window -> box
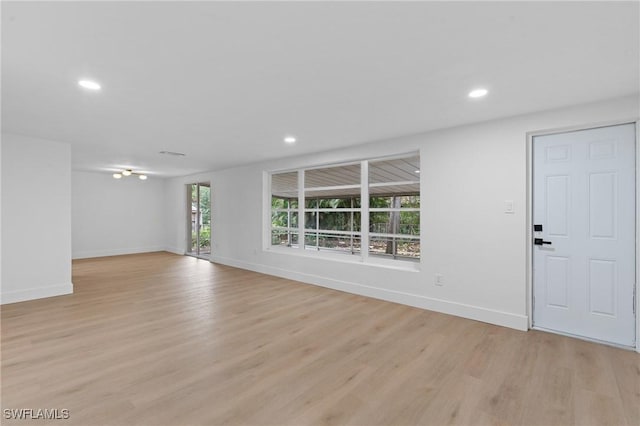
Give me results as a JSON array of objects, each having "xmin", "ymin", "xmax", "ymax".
[
  {"xmin": 304, "ymin": 163, "xmax": 361, "ymax": 254},
  {"xmin": 269, "ymin": 153, "xmax": 420, "ymax": 263},
  {"xmin": 368, "ymin": 156, "xmax": 420, "ymax": 259},
  {"xmin": 271, "ymin": 171, "xmax": 298, "ymax": 247}
]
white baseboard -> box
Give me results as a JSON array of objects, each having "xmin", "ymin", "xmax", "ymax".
[
  {"xmin": 211, "ymin": 255, "xmax": 528, "ymax": 331},
  {"xmin": 163, "ymin": 247, "xmax": 185, "ymax": 255},
  {"xmin": 72, "ymin": 246, "xmax": 166, "ymax": 259},
  {"xmin": 1, "ymin": 283, "xmax": 74, "ymax": 305}
]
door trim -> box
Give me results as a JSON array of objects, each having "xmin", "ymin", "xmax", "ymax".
[{"xmin": 526, "ymin": 118, "xmax": 640, "ymax": 352}]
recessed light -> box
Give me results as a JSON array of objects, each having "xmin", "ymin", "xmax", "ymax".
[
  {"xmin": 78, "ymin": 79, "xmax": 101, "ymax": 91},
  {"xmin": 138, "ymin": 174, "xmax": 148, "ymax": 180},
  {"xmin": 284, "ymin": 136, "xmax": 296, "ymax": 144},
  {"xmin": 113, "ymin": 173, "xmax": 122, "ymax": 179},
  {"xmin": 414, "ymin": 170, "xmax": 420, "ymax": 174},
  {"xmin": 468, "ymin": 88, "xmax": 488, "ymax": 98},
  {"xmin": 122, "ymin": 169, "xmax": 132, "ymax": 176}
]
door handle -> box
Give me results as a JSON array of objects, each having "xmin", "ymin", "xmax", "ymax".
[{"xmin": 534, "ymin": 238, "xmax": 552, "ymax": 246}]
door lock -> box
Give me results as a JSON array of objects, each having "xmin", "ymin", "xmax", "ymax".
[{"xmin": 534, "ymin": 238, "xmax": 552, "ymax": 246}]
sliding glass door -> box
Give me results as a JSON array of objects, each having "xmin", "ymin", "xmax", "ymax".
[{"xmin": 187, "ymin": 183, "xmax": 211, "ymax": 258}]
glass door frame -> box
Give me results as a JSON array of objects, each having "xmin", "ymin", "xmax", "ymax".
[{"xmin": 186, "ymin": 182, "xmax": 211, "ymax": 259}]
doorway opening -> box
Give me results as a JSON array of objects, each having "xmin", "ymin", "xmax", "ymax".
[{"xmin": 187, "ymin": 182, "xmax": 211, "ymax": 259}]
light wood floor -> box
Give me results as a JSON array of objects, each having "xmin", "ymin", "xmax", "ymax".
[{"xmin": 1, "ymin": 252, "xmax": 638, "ymax": 426}]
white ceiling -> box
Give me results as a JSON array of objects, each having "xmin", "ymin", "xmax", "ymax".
[{"xmin": 2, "ymin": 1, "xmax": 638, "ymax": 177}]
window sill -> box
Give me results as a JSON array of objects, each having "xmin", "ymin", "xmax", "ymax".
[{"xmin": 264, "ymin": 246, "xmax": 421, "ymax": 272}]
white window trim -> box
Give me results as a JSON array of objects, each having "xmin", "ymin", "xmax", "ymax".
[{"xmin": 267, "ymin": 244, "xmax": 420, "ymax": 272}]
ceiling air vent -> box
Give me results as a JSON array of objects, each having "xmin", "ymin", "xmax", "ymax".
[{"xmin": 159, "ymin": 151, "xmax": 186, "ymax": 157}]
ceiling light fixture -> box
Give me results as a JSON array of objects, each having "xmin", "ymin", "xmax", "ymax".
[
  {"xmin": 468, "ymin": 88, "xmax": 488, "ymax": 98},
  {"xmin": 112, "ymin": 169, "xmax": 148, "ymax": 180},
  {"xmin": 284, "ymin": 136, "xmax": 296, "ymax": 144},
  {"xmin": 414, "ymin": 170, "xmax": 420, "ymax": 174},
  {"xmin": 78, "ymin": 79, "xmax": 102, "ymax": 91}
]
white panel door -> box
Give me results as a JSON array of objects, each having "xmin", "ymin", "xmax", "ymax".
[{"xmin": 533, "ymin": 123, "xmax": 636, "ymax": 346}]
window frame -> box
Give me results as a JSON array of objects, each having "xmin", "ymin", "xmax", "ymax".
[{"xmin": 267, "ymin": 152, "xmax": 421, "ymax": 268}]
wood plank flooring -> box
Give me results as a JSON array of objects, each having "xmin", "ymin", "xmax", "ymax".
[{"xmin": 1, "ymin": 252, "xmax": 638, "ymax": 425}]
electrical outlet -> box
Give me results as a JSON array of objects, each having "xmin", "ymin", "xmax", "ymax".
[{"xmin": 435, "ymin": 273, "xmax": 444, "ymax": 286}]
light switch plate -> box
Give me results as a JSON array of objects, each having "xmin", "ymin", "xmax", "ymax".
[{"xmin": 504, "ymin": 200, "xmax": 514, "ymax": 214}]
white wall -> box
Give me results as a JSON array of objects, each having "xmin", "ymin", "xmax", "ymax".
[
  {"xmin": 1, "ymin": 134, "xmax": 73, "ymax": 304},
  {"xmin": 72, "ymin": 171, "xmax": 166, "ymax": 259},
  {"xmin": 164, "ymin": 95, "xmax": 639, "ymax": 331}
]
